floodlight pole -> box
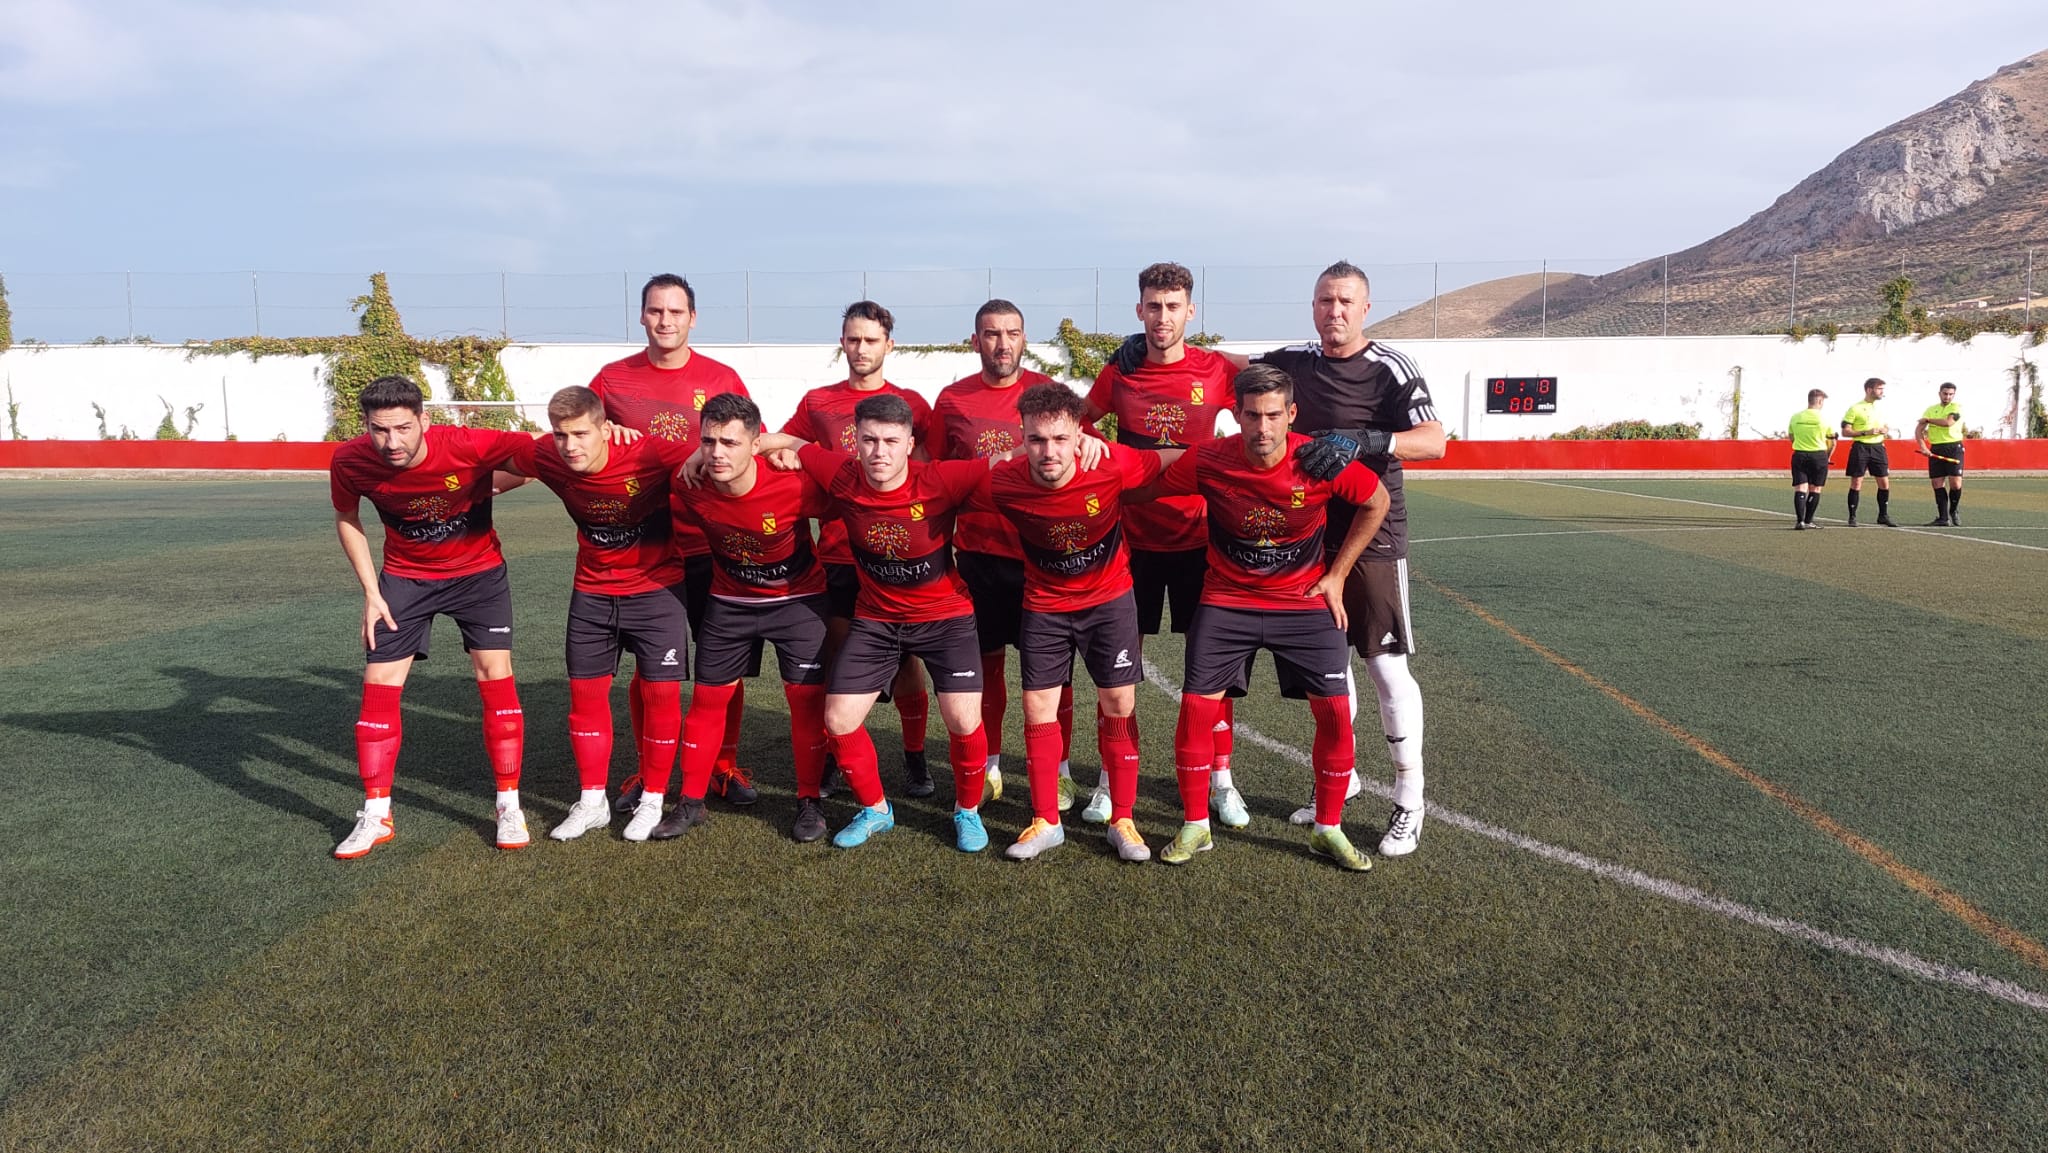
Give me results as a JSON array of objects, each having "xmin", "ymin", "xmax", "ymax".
[
  {"xmin": 252, "ymin": 272, "xmax": 262, "ymax": 337},
  {"xmin": 125, "ymin": 271, "xmax": 134, "ymax": 340},
  {"xmin": 1540, "ymin": 259, "xmax": 1548, "ymax": 338},
  {"xmin": 1432, "ymin": 263, "xmax": 1440, "ymax": 339},
  {"xmin": 1661, "ymin": 255, "xmax": 1670, "ymax": 337},
  {"xmin": 499, "ymin": 272, "xmax": 508, "ymax": 340}
]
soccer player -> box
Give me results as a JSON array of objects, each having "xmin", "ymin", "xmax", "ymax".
[
  {"xmin": 590, "ymin": 273, "xmax": 759, "ymax": 806},
  {"xmin": 1840, "ymin": 377, "xmax": 1897, "ymax": 527},
  {"xmin": 1788, "ymin": 388, "xmax": 1836, "ymax": 530},
  {"xmin": 1150, "ymin": 364, "xmax": 1390, "ymax": 871},
  {"xmin": 496, "ymin": 386, "xmax": 693, "ymax": 844},
  {"xmin": 750, "ymin": 394, "xmax": 997, "ymax": 851},
  {"xmin": 1082, "ymin": 261, "xmax": 1244, "ymax": 828},
  {"xmin": 928, "ymin": 299, "xmax": 1069, "ymax": 807},
  {"xmin": 328, "ymin": 375, "xmax": 539, "ymax": 858},
  {"xmin": 973, "ymin": 383, "xmax": 1175, "ymax": 862},
  {"xmin": 665, "ymin": 394, "xmax": 836, "ymax": 843},
  {"xmin": 1915, "ymin": 382, "xmax": 1965, "ymax": 526},
  {"xmin": 781, "ymin": 300, "xmax": 936, "ymax": 796}
]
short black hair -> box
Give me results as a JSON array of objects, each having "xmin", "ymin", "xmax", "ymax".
[
  {"xmin": 853, "ymin": 392, "xmax": 916, "ymax": 432},
  {"xmin": 843, "ymin": 300, "xmax": 896, "ymax": 336},
  {"xmin": 1807, "ymin": 388, "xmax": 1828, "ymax": 404},
  {"xmin": 1317, "ymin": 260, "xmax": 1371, "ymax": 295},
  {"xmin": 641, "ymin": 273, "xmax": 696, "ymax": 312},
  {"xmin": 1863, "ymin": 377, "xmax": 1886, "ymax": 393},
  {"xmin": 974, "ymin": 298, "xmax": 1023, "ymax": 329},
  {"xmin": 1233, "ymin": 363, "xmax": 1295, "ymax": 409},
  {"xmin": 360, "ymin": 375, "xmax": 425, "ymax": 416},
  {"xmin": 1138, "ymin": 262, "xmax": 1195, "ymax": 297},
  {"xmin": 700, "ymin": 392, "xmax": 762, "ymax": 435},
  {"xmin": 1017, "ymin": 382, "xmax": 1087, "ymax": 425}
]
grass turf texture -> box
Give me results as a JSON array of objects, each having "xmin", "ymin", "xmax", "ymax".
[{"xmin": 2, "ymin": 475, "xmax": 2045, "ymax": 1150}]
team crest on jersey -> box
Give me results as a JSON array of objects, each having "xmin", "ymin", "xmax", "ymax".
[
  {"xmin": 1190, "ymin": 384, "xmax": 1204, "ymax": 406},
  {"xmin": 692, "ymin": 390, "xmax": 707, "ymax": 411},
  {"xmin": 1242, "ymin": 507, "xmax": 1288, "ymax": 547},
  {"xmin": 1290, "ymin": 486, "xmax": 1306, "ymax": 509},
  {"xmin": 1084, "ymin": 493, "xmax": 1101, "ymax": 517},
  {"xmin": 585, "ymin": 498, "xmax": 631, "ymax": 525},
  {"xmin": 623, "ymin": 477, "xmax": 641, "ymax": 497},
  {"xmin": 866, "ymin": 521, "xmax": 911, "ymax": 560},
  {"xmin": 1047, "ymin": 522, "xmax": 1090, "ymax": 554},
  {"xmin": 648, "ymin": 412, "xmax": 690, "ymax": 442},
  {"xmin": 908, "ymin": 502, "xmax": 925, "ymax": 522},
  {"xmin": 973, "ymin": 428, "xmax": 1016, "ymax": 459},
  {"xmin": 1144, "ymin": 402, "xmax": 1188, "ymax": 445},
  {"xmin": 722, "ymin": 531, "xmax": 767, "ymax": 565},
  {"xmin": 441, "ymin": 473, "xmax": 461, "ymax": 492},
  {"xmin": 761, "ymin": 513, "xmax": 778, "ymax": 535}
]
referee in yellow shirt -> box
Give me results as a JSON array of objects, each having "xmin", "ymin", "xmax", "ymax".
[
  {"xmin": 1788, "ymin": 388, "xmax": 1836, "ymax": 529},
  {"xmin": 1840, "ymin": 377, "xmax": 1896, "ymax": 527},
  {"xmin": 1915, "ymin": 381, "xmax": 1965, "ymax": 526}
]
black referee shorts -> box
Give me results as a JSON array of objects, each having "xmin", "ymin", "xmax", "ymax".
[
  {"xmin": 1928, "ymin": 442, "xmax": 1964, "ymax": 479},
  {"xmin": 1790, "ymin": 449, "xmax": 1830, "ymax": 488},
  {"xmin": 1845, "ymin": 442, "xmax": 1889, "ymax": 478}
]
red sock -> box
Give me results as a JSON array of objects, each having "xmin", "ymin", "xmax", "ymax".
[
  {"xmin": 681, "ymin": 682, "xmax": 735, "ymax": 800},
  {"xmin": 1056, "ymin": 683, "xmax": 1075, "ymax": 762},
  {"xmin": 355, "ymin": 682, "xmax": 404, "ymax": 796},
  {"xmin": 829, "ymin": 727, "xmax": 886, "ymax": 808},
  {"xmin": 950, "ymin": 723, "xmax": 988, "ymax": 808},
  {"xmin": 715, "ymin": 680, "xmax": 745, "ymax": 775},
  {"xmin": 629, "ymin": 671, "xmax": 646, "ymax": 740},
  {"xmin": 476, "ymin": 675, "xmax": 524, "ymax": 791},
  {"xmin": 1213, "ymin": 696, "xmax": 1235, "ymax": 772},
  {"xmin": 1098, "ymin": 709, "xmax": 1141, "ymax": 821},
  {"xmin": 1174, "ymin": 695, "xmax": 1225, "ymax": 822},
  {"xmin": 1024, "ymin": 721, "xmax": 1063, "ymax": 824},
  {"xmin": 1309, "ymin": 694, "xmax": 1357, "ymax": 826},
  {"xmin": 567, "ymin": 676, "xmax": 615, "ymax": 791},
  {"xmin": 636, "ymin": 679, "xmax": 683, "ymax": 795},
  {"xmin": 895, "ymin": 686, "xmax": 929, "ymax": 754},
  {"xmin": 979, "ymin": 651, "xmax": 1006, "ymax": 763},
  {"xmin": 785, "ymin": 683, "xmax": 828, "ymax": 797}
]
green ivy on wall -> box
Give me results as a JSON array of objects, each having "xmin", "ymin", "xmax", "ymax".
[{"xmin": 0, "ymin": 273, "xmax": 13, "ymax": 353}]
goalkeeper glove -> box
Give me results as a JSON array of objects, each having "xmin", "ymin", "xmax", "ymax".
[
  {"xmin": 1111, "ymin": 333, "xmax": 1146, "ymax": 375},
  {"xmin": 1294, "ymin": 428, "xmax": 1393, "ymax": 480}
]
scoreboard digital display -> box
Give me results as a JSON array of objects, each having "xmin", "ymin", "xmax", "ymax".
[{"xmin": 1486, "ymin": 377, "xmax": 1557, "ymax": 415}]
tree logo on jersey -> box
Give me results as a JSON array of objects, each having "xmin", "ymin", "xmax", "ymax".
[
  {"xmin": 623, "ymin": 477, "xmax": 641, "ymax": 498},
  {"xmin": 1144, "ymin": 403, "xmax": 1188, "ymax": 445},
  {"xmin": 442, "ymin": 473, "xmax": 461, "ymax": 492},
  {"xmin": 1242, "ymin": 507, "xmax": 1288, "ymax": 546},
  {"xmin": 760, "ymin": 513, "xmax": 778, "ymax": 535},
  {"xmin": 1189, "ymin": 384, "xmax": 1205, "ymax": 406},
  {"xmin": 1290, "ymin": 486, "xmax": 1306, "ymax": 509},
  {"xmin": 837, "ymin": 424, "xmax": 859, "ymax": 452},
  {"xmin": 722, "ymin": 531, "xmax": 767, "ymax": 565},
  {"xmin": 866, "ymin": 521, "xmax": 912, "ymax": 560},
  {"xmin": 648, "ymin": 412, "xmax": 691, "ymax": 442},
  {"xmin": 973, "ymin": 428, "xmax": 1016, "ymax": 459},
  {"xmin": 407, "ymin": 495, "xmax": 452, "ymax": 521},
  {"xmin": 1084, "ymin": 493, "xmax": 1101, "ymax": 517},
  {"xmin": 1047, "ymin": 522, "xmax": 1090, "ymax": 554},
  {"xmin": 585, "ymin": 498, "xmax": 631, "ymax": 525},
  {"xmin": 692, "ymin": 390, "xmax": 707, "ymax": 411},
  {"xmin": 908, "ymin": 502, "xmax": 925, "ymax": 522}
]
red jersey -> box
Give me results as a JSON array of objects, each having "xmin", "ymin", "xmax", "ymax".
[
  {"xmin": 925, "ymin": 369, "xmax": 1056, "ymax": 559},
  {"xmin": 796, "ymin": 443, "xmax": 984, "ymax": 623},
  {"xmin": 973, "ymin": 443, "xmax": 1160, "ymax": 613},
  {"xmin": 510, "ymin": 435, "xmax": 692, "ymax": 597},
  {"xmin": 779, "ymin": 379, "xmax": 934, "ymax": 565},
  {"xmin": 1086, "ymin": 345, "xmax": 1238, "ymax": 553},
  {"xmin": 330, "ymin": 425, "xmax": 533, "ymax": 581},
  {"xmin": 585, "ymin": 349, "xmax": 750, "ymax": 558},
  {"xmin": 1155, "ymin": 433, "xmax": 1381, "ymax": 612},
  {"xmin": 670, "ymin": 466, "xmax": 831, "ymax": 602}
]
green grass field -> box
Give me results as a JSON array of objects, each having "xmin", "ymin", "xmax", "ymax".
[{"xmin": 2, "ymin": 474, "xmax": 2045, "ymax": 1151}]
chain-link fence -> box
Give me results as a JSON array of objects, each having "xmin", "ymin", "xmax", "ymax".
[{"xmin": 5, "ymin": 251, "xmax": 2040, "ymax": 346}]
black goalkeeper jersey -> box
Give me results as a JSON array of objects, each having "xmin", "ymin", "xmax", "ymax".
[{"xmin": 1253, "ymin": 341, "xmax": 1437, "ymax": 561}]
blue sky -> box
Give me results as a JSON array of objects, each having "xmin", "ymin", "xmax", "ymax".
[{"xmin": 2, "ymin": 1, "xmax": 2041, "ymax": 342}]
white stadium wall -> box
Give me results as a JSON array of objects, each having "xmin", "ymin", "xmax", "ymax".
[{"xmin": 1, "ymin": 334, "xmax": 2037, "ymax": 442}]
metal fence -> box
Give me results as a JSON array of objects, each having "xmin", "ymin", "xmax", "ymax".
[{"xmin": 4, "ymin": 251, "xmax": 2039, "ymax": 346}]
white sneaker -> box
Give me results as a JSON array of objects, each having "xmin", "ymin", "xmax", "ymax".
[
  {"xmin": 621, "ymin": 795, "xmax": 665, "ymax": 842},
  {"xmin": 1213, "ymin": 785, "xmax": 1250, "ymax": 829},
  {"xmin": 334, "ymin": 809, "xmax": 394, "ymax": 860},
  {"xmin": 549, "ymin": 797, "xmax": 612, "ymax": 841},
  {"xmin": 1106, "ymin": 817, "xmax": 1151, "ymax": 863},
  {"xmin": 1002, "ymin": 818, "xmax": 1066, "ymax": 861},
  {"xmin": 495, "ymin": 806, "xmax": 531, "ymax": 850},
  {"xmin": 1288, "ymin": 771, "xmax": 1362, "ymax": 826},
  {"xmin": 1379, "ymin": 804, "xmax": 1424, "ymax": 857},
  {"xmin": 1080, "ymin": 782, "xmax": 1113, "ymax": 824}
]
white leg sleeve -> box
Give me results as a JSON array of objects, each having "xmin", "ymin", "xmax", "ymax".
[{"xmin": 1366, "ymin": 652, "xmax": 1425, "ymax": 806}]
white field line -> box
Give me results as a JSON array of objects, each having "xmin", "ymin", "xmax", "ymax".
[
  {"xmin": 1413, "ymin": 526, "xmax": 1740, "ymax": 545},
  {"xmin": 1140, "ymin": 658, "xmax": 2048, "ymax": 1014},
  {"xmin": 1520, "ymin": 479, "xmax": 2048, "ymax": 553}
]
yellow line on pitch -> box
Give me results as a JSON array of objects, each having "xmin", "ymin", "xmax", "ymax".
[{"xmin": 1421, "ymin": 575, "xmax": 2048, "ymax": 974}]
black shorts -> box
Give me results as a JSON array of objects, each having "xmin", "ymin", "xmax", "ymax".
[
  {"xmin": 1019, "ymin": 591, "xmax": 1143, "ymax": 691},
  {"xmin": 683, "ymin": 552, "xmax": 764, "ymax": 676},
  {"xmin": 1928, "ymin": 442, "xmax": 1964, "ymax": 479},
  {"xmin": 833, "ymin": 614, "xmax": 983, "ymax": 699},
  {"xmin": 1330, "ymin": 555, "xmax": 1414, "ymax": 659},
  {"xmin": 824, "ymin": 562, "xmax": 860, "ymax": 620},
  {"xmin": 955, "ymin": 549, "xmax": 1024, "ymax": 652},
  {"xmin": 367, "ymin": 562, "xmax": 514, "ymax": 664},
  {"xmin": 1130, "ymin": 546, "xmax": 1206, "ymax": 635},
  {"xmin": 1790, "ymin": 449, "xmax": 1831, "ymax": 488},
  {"xmin": 565, "ymin": 584, "xmax": 690, "ymax": 682},
  {"xmin": 1845, "ymin": 442, "xmax": 1889, "ymax": 478},
  {"xmin": 1183, "ymin": 603, "xmax": 1351, "ymax": 700},
  {"xmin": 695, "ymin": 595, "xmax": 830, "ymax": 686}
]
